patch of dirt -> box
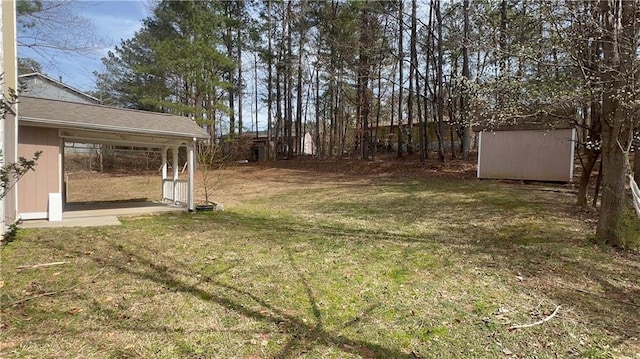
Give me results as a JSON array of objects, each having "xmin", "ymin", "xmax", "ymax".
[
  {"xmin": 66, "ymin": 155, "xmax": 481, "ymax": 206},
  {"xmin": 66, "ymin": 155, "xmax": 588, "ymax": 208},
  {"xmin": 193, "ymin": 156, "xmax": 480, "ymax": 207},
  {"xmin": 238, "ymin": 154, "xmax": 478, "ymax": 180}
]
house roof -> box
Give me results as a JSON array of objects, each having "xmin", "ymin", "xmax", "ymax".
[
  {"xmin": 19, "ymin": 72, "xmax": 101, "ymax": 104},
  {"xmin": 19, "ymin": 96, "xmax": 209, "ymax": 145}
]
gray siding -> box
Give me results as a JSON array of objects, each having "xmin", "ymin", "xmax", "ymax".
[{"xmin": 20, "ymin": 77, "xmax": 99, "ymax": 104}]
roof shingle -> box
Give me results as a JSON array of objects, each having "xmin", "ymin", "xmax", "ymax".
[{"xmin": 19, "ymin": 96, "xmax": 209, "ymax": 140}]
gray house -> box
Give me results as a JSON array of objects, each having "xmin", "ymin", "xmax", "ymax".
[
  {"xmin": 19, "ymin": 72, "xmax": 101, "ymax": 104},
  {"xmin": 19, "ymin": 73, "xmax": 102, "ymax": 155}
]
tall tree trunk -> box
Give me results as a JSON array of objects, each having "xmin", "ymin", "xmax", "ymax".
[
  {"xmin": 322, "ymin": 102, "xmax": 328, "ymax": 157},
  {"xmin": 254, "ymin": 55, "xmax": 258, "ymax": 137},
  {"xmin": 315, "ymin": 65, "xmax": 321, "ymax": 158},
  {"xmin": 285, "ymin": 0, "xmax": 294, "ymax": 158},
  {"xmin": 304, "ymin": 66, "xmax": 312, "ymax": 154},
  {"xmin": 338, "ymin": 86, "xmax": 344, "ymax": 156},
  {"xmin": 226, "ymin": 3, "xmax": 236, "ymax": 138},
  {"xmin": 237, "ymin": 59, "xmax": 243, "ymax": 136},
  {"xmin": 329, "ymin": 70, "xmax": 336, "ymax": 157},
  {"xmin": 374, "ymin": 58, "xmax": 383, "ymax": 160},
  {"xmin": 397, "ymin": 0, "xmax": 404, "ymax": 158},
  {"xmin": 422, "ymin": 0, "xmax": 434, "ymax": 160},
  {"xmin": 435, "ymin": 0, "xmax": 445, "ymax": 162},
  {"xmin": 448, "ymin": 58, "xmax": 458, "ymax": 160},
  {"xmin": 415, "ymin": 74, "xmax": 425, "ymax": 161},
  {"xmin": 597, "ymin": 121, "xmax": 630, "ymax": 246},
  {"xmin": 295, "ymin": 32, "xmax": 304, "ymax": 156},
  {"xmin": 578, "ymin": 102, "xmax": 602, "ymax": 207},
  {"xmin": 358, "ymin": 2, "xmax": 371, "ymax": 160},
  {"xmin": 595, "ymin": 0, "xmax": 637, "ymax": 247},
  {"xmin": 390, "ymin": 70, "xmax": 395, "ymax": 144},
  {"xmin": 577, "ymin": 2, "xmax": 604, "ymax": 205},
  {"xmin": 237, "ymin": 3, "xmax": 243, "ymax": 136},
  {"xmin": 266, "ymin": 0, "xmax": 273, "ymax": 160},
  {"xmin": 413, "ymin": 0, "xmax": 424, "ymax": 162},
  {"xmin": 328, "ymin": 0, "xmax": 338, "ymax": 157},
  {"xmin": 407, "ymin": 0, "xmax": 417, "ymax": 156},
  {"xmin": 275, "ymin": 50, "xmax": 283, "ymax": 158},
  {"xmin": 461, "ymin": 0, "xmax": 472, "ymax": 161}
]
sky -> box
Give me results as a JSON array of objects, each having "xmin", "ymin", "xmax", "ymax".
[{"xmin": 18, "ymin": 0, "xmax": 152, "ymax": 92}]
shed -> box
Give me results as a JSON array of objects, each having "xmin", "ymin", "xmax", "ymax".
[
  {"xmin": 220, "ymin": 130, "xmax": 314, "ymax": 161},
  {"xmin": 477, "ymin": 124, "xmax": 576, "ymax": 182},
  {"xmin": 17, "ymin": 96, "xmax": 209, "ymax": 220}
]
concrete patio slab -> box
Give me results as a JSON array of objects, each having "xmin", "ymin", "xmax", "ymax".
[
  {"xmin": 20, "ymin": 201, "xmax": 186, "ymax": 229},
  {"xmin": 20, "ymin": 216, "xmax": 122, "ymax": 228}
]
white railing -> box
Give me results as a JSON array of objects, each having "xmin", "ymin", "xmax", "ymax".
[
  {"xmin": 162, "ymin": 179, "xmax": 189, "ymax": 206},
  {"xmin": 630, "ymin": 175, "xmax": 640, "ymax": 219}
]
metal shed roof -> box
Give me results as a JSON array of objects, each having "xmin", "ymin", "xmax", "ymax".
[{"xmin": 19, "ymin": 96, "xmax": 209, "ymax": 146}]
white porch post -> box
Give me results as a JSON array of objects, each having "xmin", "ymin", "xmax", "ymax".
[
  {"xmin": 172, "ymin": 146, "xmax": 179, "ymax": 204},
  {"xmin": 188, "ymin": 140, "xmax": 195, "ymax": 211},
  {"xmin": 161, "ymin": 147, "xmax": 168, "ymax": 180},
  {"xmin": 161, "ymin": 146, "xmax": 168, "ymax": 201}
]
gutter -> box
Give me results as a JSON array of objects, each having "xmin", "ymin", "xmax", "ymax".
[{"xmin": 19, "ymin": 116, "xmax": 209, "ymax": 140}]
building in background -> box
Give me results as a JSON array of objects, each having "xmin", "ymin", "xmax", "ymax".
[{"xmin": 19, "ymin": 72, "xmax": 101, "ymax": 104}]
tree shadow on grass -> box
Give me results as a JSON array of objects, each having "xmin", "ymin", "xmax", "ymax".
[
  {"xmin": 279, "ymin": 177, "xmax": 639, "ymax": 347},
  {"xmin": 456, "ymin": 224, "xmax": 640, "ymax": 346},
  {"xmin": 214, "ymin": 210, "xmax": 640, "ymax": 349},
  {"xmin": 125, "ymin": 246, "xmax": 419, "ymax": 358},
  {"xmin": 45, "ymin": 237, "xmax": 421, "ymax": 359},
  {"xmin": 271, "ymin": 249, "xmax": 382, "ymax": 358}
]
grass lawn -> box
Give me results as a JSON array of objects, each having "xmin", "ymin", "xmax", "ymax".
[{"xmin": 1, "ymin": 160, "xmax": 639, "ymax": 358}]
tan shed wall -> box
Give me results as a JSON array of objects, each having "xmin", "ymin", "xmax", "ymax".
[
  {"xmin": 3, "ymin": 113, "xmax": 18, "ymax": 222},
  {"xmin": 477, "ymin": 129, "xmax": 575, "ymax": 182},
  {"xmin": 18, "ymin": 126, "xmax": 61, "ymax": 216}
]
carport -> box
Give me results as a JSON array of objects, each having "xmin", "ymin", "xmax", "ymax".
[{"xmin": 17, "ymin": 96, "xmax": 209, "ymax": 221}]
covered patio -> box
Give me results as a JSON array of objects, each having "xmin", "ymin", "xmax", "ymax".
[{"xmin": 17, "ymin": 96, "xmax": 209, "ymax": 222}]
